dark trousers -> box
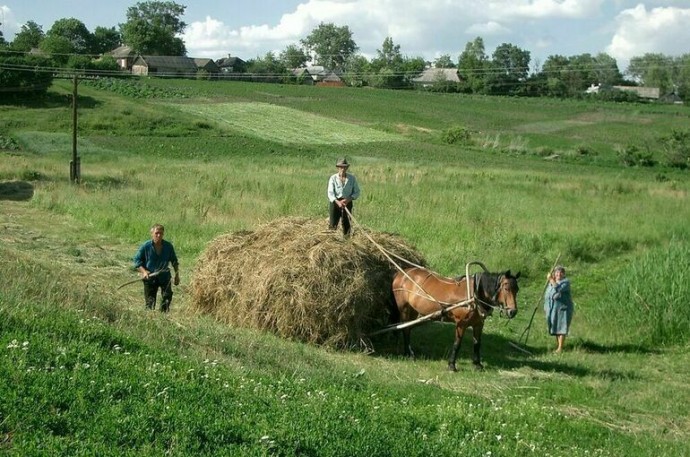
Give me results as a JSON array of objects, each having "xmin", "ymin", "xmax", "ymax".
[
  {"xmin": 329, "ymin": 199, "xmax": 353, "ymax": 235},
  {"xmin": 143, "ymin": 276, "xmax": 173, "ymax": 312}
]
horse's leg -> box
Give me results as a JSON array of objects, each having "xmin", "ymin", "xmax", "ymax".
[
  {"xmin": 448, "ymin": 324, "xmax": 466, "ymax": 372},
  {"xmin": 402, "ymin": 327, "xmax": 415, "ymax": 359},
  {"xmin": 471, "ymin": 323, "xmax": 484, "ymax": 371}
]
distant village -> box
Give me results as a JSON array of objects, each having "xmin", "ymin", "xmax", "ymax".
[
  {"xmin": 108, "ymin": 45, "xmax": 465, "ymax": 90},
  {"xmin": 103, "ymin": 45, "xmax": 682, "ymax": 103}
]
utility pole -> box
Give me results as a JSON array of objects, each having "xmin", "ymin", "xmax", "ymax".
[{"xmin": 70, "ymin": 75, "xmax": 80, "ymax": 184}]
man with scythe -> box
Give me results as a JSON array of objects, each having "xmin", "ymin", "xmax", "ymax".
[{"xmin": 133, "ymin": 223, "xmax": 180, "ymax": 312}]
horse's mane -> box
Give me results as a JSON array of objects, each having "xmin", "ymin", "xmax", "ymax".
[{"xmin": 451, "ymin": 272, "xmax": 498, "ymax": 298}]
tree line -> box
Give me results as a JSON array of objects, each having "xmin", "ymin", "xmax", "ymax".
[{"xmin": 1, "ymin": 0, "xmax": 688, "ymax": 102}]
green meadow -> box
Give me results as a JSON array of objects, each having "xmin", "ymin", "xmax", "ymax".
[{"xmin": 1, "ymin": 78, "xmax": 689, "ymax": 456}]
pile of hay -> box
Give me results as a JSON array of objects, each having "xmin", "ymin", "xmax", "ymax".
[{"xmin": 190, "ymin": 217, "xmax": 425, "ymax": 348}]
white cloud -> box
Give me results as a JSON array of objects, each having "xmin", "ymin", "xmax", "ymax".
[
  {"xmin": 606, "ymin": 5, "xmax": 690, "ymax": 62},
  {"xmin": 182, "ymin": 0, "xmax": 612, "ymax": 59},
  {"xmin": 1, "ymin": 6, "xmax": 20, "ymax": 38},
  {"xmin": 465, "ymin": 21, "xmax": 511, "ymax": 36},
  {"xmin": 487, "ymin": 0, "xmax": 604, "ymax": 19}
]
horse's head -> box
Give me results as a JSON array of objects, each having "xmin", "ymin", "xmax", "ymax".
[{"xmin": 477, "ymin": 270, "xmax": 520, "ymax": 318}]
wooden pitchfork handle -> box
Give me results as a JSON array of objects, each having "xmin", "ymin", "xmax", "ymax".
[
  {"xmin": 519, "ymin": 253, "xmax": 561, "ymax": 345},
  {"xmin": 116, "ymin": 269, "xmax": 169, "ymax": 290}
]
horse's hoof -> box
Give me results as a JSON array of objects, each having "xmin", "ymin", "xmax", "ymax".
[
  {"xmin": 472, "ymin": 363, "xmax": 484, "ymax": 371},
  {"xmin": 448, "ymin": 363, "xmax": 457, "ymax": 372}
]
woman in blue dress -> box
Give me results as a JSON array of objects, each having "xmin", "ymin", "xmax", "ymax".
[{"xmin": 544, "ymin": 265, "xmax": 574, "ymax": 353}]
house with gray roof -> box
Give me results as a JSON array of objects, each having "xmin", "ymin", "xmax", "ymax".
[
  {"xmin": 216, "ymin": 54, "xmax": 247, "ymax": 74},
  {"xmin": 108, "ymin": 45, "xmax": 137, "ymax": 71},
  {"xmin": 412, "ymin": 68, "xmax": 460, "ymax": 88},
  {"xmin": 193, "ymin": 58, "xmax": 220, "ymax": 78},
  {"xmin": 131, "ymin": 55, "xmax": 198, "ymax": 77}
]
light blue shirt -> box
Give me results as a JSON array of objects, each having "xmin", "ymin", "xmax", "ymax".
[{"xmin": 327, "ymin": 173, "xmax": 361, "ymax": 202}]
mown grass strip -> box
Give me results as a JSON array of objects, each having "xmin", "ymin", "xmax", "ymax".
[{"xmin": 175, "ymin": 102, "xmax": 406, "ymax": 145}]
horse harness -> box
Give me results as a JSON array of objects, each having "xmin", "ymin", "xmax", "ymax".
[{"xmin": 395, "ymin": 271, "xmax": 509, "ymax": 319}]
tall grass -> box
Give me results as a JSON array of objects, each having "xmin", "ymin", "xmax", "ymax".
[{"xmin": 592, "ymin": 240, "xmax": 690, "ymax": 345}]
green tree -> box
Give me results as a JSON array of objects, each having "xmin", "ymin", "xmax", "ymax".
[
  {"xmin": 39, "ymin": 35, "xmax": 73, "ymax": 64},
  {"xmin": 401, "ymin": 55, "xmax": 427, "ymax": 86},
  {"xmin": 591, "ymin": 53, "xmax": 623, "ymax": 86},
  {"xmin": 120, "ymin": 1, "xmax": 187, "ymax": 55},
  {"xmin": 458, "ymin": 37, "xmax": 488, "ymax": 93},
  {"xmin": 10, "ymin": 21, "xmax": 45, "ymax": 52},
  {"xmin": 279, "ymin": 44, "xmax": 309, "ymax": 69},
  {"xmin": 434, "ymin": 54, "xmax": 455, "ymax": 68},
  {"xmin": 341, "ymin": 54, "xmax": 370, "ymax": 87},
  {"xmin": 368, "ymin": 37, "xmax": 406, "ymax": 88},
  {"xmin": 301, "ymin": 22, "xmax": 357, "ymax": 70},
  {"xmin": 0, "ymin": 54, "xmax": 53, "ymax": 98},
  {"xmin": 674, "ymin": 54, "xmax": 690, "ymax": 101},
  {"xmin": 627, "ymin": 53, "xmax": 673, "ymax": 93},
  {"xmin": 487, "ymin": 42, "xmax": 530, "ymax": 95},
  {"xmin": 540, "ymin": 54, "xmax": 570, "ymax": 97},
  {"xmin": 246, "ymin": 52, "xmax": 289, "ymax": 83},
  {"xmin": 92, "ymin": 26, "xmax": 122, "ymax": 54},
  {"xmin": 46, "ymin": 18, "xmax": 93, "ymax": 55},
  {"xmin": 0, "ymin": 24, "xmax": 6, "ymax": 47}
]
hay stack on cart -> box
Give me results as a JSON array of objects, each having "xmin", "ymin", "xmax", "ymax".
[{"xmin": 190, "ymin": 217, "xmax": 424, "ymax": 348}]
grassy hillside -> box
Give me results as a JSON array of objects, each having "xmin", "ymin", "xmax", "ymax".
[{"xmin": 1, "ymin": 78, "xmax": 689, "ymax": 456}]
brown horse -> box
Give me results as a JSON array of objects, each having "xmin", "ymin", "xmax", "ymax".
[{"xmin": 390, "ymin": 267, "xmax": 520, "ymax": 371}]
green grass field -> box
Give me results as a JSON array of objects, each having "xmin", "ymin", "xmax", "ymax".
[{"xmin": 1, "ymin": 78, "xmax": 689, "ymax": 456}]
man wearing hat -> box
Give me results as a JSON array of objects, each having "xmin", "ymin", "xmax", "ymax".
[{"xmin": 327, "ymin": 157, "xmax": 361, "ymax": 236}]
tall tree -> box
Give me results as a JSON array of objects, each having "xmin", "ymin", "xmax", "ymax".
[
  {"xmin": 341, "ymin": 54, "xmax": 370, "ymax": 87},
  {"xmin": 39, "ymin": 35, "xmax": 73, "ymax": 64},
  {"xmin": 279, "ymin": 44, "xmax": 309, "ymax": 69},
  {"xmin": 458, "ymin": 37, "xmax": 488, "ymax": 93},
  {"xmin": 540, "ymin": 54, "xmax": 570, "ymax": 97},
  {"xmin": 301, "ymin": 22, "xmax": 357, "ymax": 70},
  {"xmin": 10, "ymin": 21, "xmax": 44, "ymax": 52},
  {"xmin": 92, "ymin": 26, "xmax": 122, "ymax": 54},
  {"xmin": 591, "ymin": 53, "xmax": 623, "ymax": 86},
  {"xmin": 371, "ymin": 37, "xmax": 403, "ymax": 69},
  {"xmin": 674, "ymin": 54, "xmax": 690, "ymax": 101},
  {"xmin": 46, "ymin": 18, "xmax": 93, "ymax": 55},
  {"xmin": 627, "ymin": 53, "xmax": 674, "ymax": 93},
  {"xmin": 0, "ymin": 25, "xmax": 6, "ymax": 47},
  {"xmin": 369, "ymin": 37, "xmax": 406, "ymax": 88},
  {"xmin": 246, "ymin": 51, "xmax": 289, "ymax": 83},
  {"xmin": 434, "ymin": 54, "xmax": 455, "ymax": 68},
  {"xmin": 487, "ymin": 43, "xmax": 531, "ymax": 95},
  {"xmin": 120, "ymin": 1, "xmax": 187, "ymax": 56}
]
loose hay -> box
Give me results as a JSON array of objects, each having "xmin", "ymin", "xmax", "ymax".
[{"xmin": 190, "ymin": 217, "xmax": 425, "ymax": 349}]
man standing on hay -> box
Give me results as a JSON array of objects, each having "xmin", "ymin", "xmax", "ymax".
[
  {"xmin": 133, "ymin": 223, "xmax": 180, "ymax": 312},
  {"xmin": 327, "ymin": 157, "xmax": 361, "ymax": 236}
]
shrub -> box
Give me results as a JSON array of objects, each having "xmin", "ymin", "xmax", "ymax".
[
  {"xmin": 0, "ymin": 134, "xmax": 20, "ymax": 151},
  {"xmin": 441, "ymin": 126, "xmax": 472, "ymax": 145},
  {"xmin": 661, "ymin": 129, "xmax": 690, "ymax": 169},
  {"xmin": 616, "ymin": 144, "xmax": 655, "ymax": 167}
]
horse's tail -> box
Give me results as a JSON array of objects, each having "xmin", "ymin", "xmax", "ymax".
[{"xmin": 388, "ymin": 284, "xmax": 401, "ymax": 325}]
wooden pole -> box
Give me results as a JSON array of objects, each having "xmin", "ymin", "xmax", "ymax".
[{"xmin": 70, "ymin": 75, "xmax": 80, "ymax": 184}]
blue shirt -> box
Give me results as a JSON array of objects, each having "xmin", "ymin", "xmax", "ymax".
[
  {"xmin": 327, "ymin": 172, "xmax": 361, "ymax": 202},
  {"xmin": 133, "ymin": 240, "xmax": 179, "ymax": 280}
]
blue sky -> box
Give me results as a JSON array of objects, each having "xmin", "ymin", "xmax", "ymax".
[{"xmin": 2, "ymin": 1, "xmax": 689, "ymax": 71}]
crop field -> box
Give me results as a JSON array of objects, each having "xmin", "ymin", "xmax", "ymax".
[
  {"xmin": 174, "ymin": 102, "xmax": 405, "ymax": 144},
  {"xmin": 1, "ymin": 78, "xmax": 689, "ymax": 456}
]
